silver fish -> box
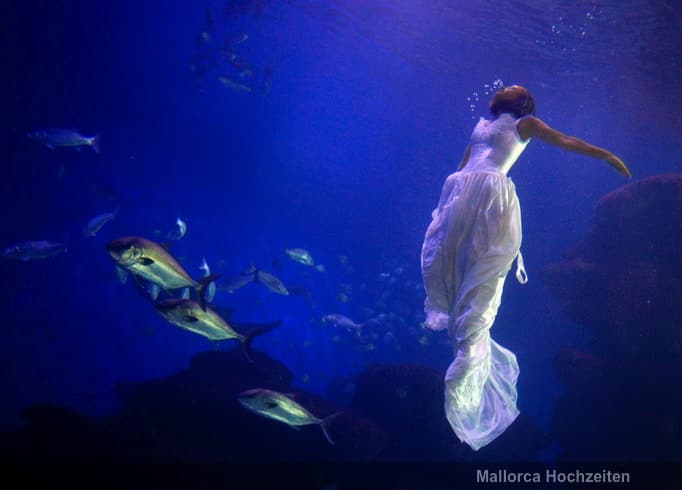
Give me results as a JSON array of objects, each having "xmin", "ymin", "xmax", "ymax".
[
  {"xmin": 106, "ymin": 236, "xmax": 217, "ymax": 309},
  {"xmin": 284, "ymin": 248, "xmax": 315, "ymax": 266},
  {"xmin": 253, "ymin": 267, "xmax": 288, "ymax": 295},
  {"xmin": 321, "ymin": 314, "xmax": 364, "ymax": 333},
  {"xmin": 238, "ymin": 389, "xmax": 340, "ymax": 445},
  {"xmin": 199, "ymin": 257, "xmax": 216, "ymax": 303},
  {"xmin": 219, "ymin": 76, "xmax": 252, "ymax": 93},
  {"xmin": 166, "ymin": 217, "xmax": 187, "ymax": 240},
  {"xmin": 0, "ymin": 240, "xmax": 67, "ymax": 261},
  {"xmin": 219, "ymin": 271, "xmax": 256, "ymax": 294},
  {"xmin": 82, "ymin": 207, "xmax": 119, "ymax": 237},
  {"xmin": 28, "ymin": 128, "xmax": 100, "ymax": 153},
  {"xmin": 154, "ymin": 298, "xmax": 278, "ymax": 360}
]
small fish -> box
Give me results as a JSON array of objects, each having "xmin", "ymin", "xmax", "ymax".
[
  {"xmin": 106, "ymin": 236, "xmax": 217, "ymax": 308},
  {"xmin": 28, "ymin": 128, "xmax": 100, "ymax": 153},
  {"xmin": 199, "ymin": 258, "xmax": 216, "ymax": 303},
  {"xmin": 0, "ymin": 240, "xmax": 67, "ymax": 261},
  {"xmin": 219, "ymin": 76, "xmax": 252, "ymax": 93},
  {"xmin": 82, "ymin": 207, "xmax": 119, "ymax": 237},
  {"xmin": 360, "ymin": 343, "xmax": 376, "ymax": 352},
  {"xmin": 335, "ymin": 293, "xmax": 349, "ymax": 303},
  {"xmin": 237, "ymin": 389, "xmax": 340, "ymax": 445},
  {"xmin": 321, "ymin": 314, "xmax": 364, "ymax": 334},
  {"xmin": 249, "ymin": 266, "xmax": 288, "ymax": 295},
  {"xmin": 283, "ymin": 248, "xmax": 314, "ymax": 266},
  {"xmin": 218, "ymin": 270, "xmax": 256, "ymax": 294},
  {"xmin": 154, "ymin": 298, "xmax": 278, "ymax": 360},
  {"xmin": 166, "ymin": 217, "xmax": 187, "ymax": 240}
]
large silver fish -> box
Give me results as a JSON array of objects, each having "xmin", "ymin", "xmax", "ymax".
[
  {"xmin": 238, "ymin": 389, "xmax": 340, "ymax": 445},
  {"xmin": 0, "ymin": 240, "xmax": 67, "ymax": 261},
  {"xmin": 28, "ymin": 128, "xmax": 100, "ymax": 153},
  {"xmin": 154, "ymin": 298, "xmax": 278, "ymax": 360},
  {"xmin": 106, "ymin": 236, "xmax": 217, "ymax": 308}
]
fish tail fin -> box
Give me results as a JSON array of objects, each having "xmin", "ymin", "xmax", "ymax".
[
  {"xmin": 197, "ymin": 273, "xmax": 220, "ymax": 310},
  {"xmin": 319, "ymin": 412, "xmax": 342, "ymax": 446},
  {"xmin": 239, "ymin": 320, "xmax": 281, "ymax": 363},
  {"xmin": 91, "ymin": 134, "xmax": 100, "ymax": 153}
]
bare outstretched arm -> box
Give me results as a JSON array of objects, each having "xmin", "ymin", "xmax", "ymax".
[{"xmin": 517, "ymin": 116, "xmax": 631, "ymax": 178}]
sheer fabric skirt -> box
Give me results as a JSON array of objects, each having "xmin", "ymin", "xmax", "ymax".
[{"xmin": 421, "ymin": 170, "xmax": 522, "ymax": 450}]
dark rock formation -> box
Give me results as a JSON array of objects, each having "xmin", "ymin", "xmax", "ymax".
[
  {"xmin": 541, "ymin": 174, "xmax": 682, "ymax": 461},
  {"xmin": 0, "ymin": 348, "xmax": 385, "ymax": 464},
  {"xmin": 541, "ymin": 174, "xmax": 682, "ymax": 360}
]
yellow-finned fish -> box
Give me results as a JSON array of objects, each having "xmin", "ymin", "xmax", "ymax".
[
  {"xmin": 154, "ymin": 298, "xmax": 278, "ymax": 360},
  {"xmin": 238, "ymin": 389, "xmax": 341, "ymax": 445},
  {"xmin": 106, "ymin": 236, "xmax": 218, "ymax": 309}
]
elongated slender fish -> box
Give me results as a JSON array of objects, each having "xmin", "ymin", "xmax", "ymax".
[
  {"xmin": 28, "ymin": 128, "xmax": 100, "ymax": 153},
  {"xmin": 105, "ymin": 236, "xmax": 217, "ymax": 308},
  {"xmin": 154, "ymin": 298, "xmax": 278, "ymax": 360},
  {"xmin": 238, "ymin": 389, "xmax": 340, "ymax": 445},
  {"xmin": 0, "ymin": 240, "xmax": 67, "ymax": 261},
  {"xmin": 82, "ymin": 207, "xmax": 119, "ymax": 237}
]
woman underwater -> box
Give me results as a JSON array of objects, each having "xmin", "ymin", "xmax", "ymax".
[{"xmin": 420, "ymin": 85, "xmax": 631, "ymax": 450}]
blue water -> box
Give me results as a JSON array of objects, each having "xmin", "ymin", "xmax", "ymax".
[{"xmin": 1, "ymin": 0, "xmax": 680, "ymax": 461}]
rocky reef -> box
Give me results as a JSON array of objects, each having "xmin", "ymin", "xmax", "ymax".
[
  {"xmin": 541, "ymin": 174, "xmax": 682, "ymax": 461},
  {"xmin": 0, "ymin": 348, "xmax": 548, "ymax": 468}
]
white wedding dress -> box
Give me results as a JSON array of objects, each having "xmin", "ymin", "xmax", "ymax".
[{"xmin": 421, "ymin": 113, "xmax": 530, "ymax": 450}]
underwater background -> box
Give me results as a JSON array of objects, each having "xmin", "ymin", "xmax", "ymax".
[{"xmin": 1, "ymin": 0, "xmax": 680, "ymax": 476}]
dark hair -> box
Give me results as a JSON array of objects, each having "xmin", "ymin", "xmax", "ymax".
[{"xmin": 489, "ymin": 85, "xmax": 536, "ymax": 118}]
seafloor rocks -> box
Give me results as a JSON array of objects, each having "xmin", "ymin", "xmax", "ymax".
[
  {"xmin": 0, "ymin": 348, "xmax": 386, "ymax": 463},
  {"xmin": 542, "ymin": 174, "xmax": 682, "ymax": 460},
  {"xmin": 552, "ymin": 348, "xmax": 681, "ymax": 461},
  {"xmin": 0, "ymin": 348, "xmax": 550, "ymax": 465}
]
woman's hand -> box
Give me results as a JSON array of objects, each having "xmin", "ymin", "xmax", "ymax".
[{"xmin": 605, "ymin": 154, "xmax": 632, "ymax": 179}]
